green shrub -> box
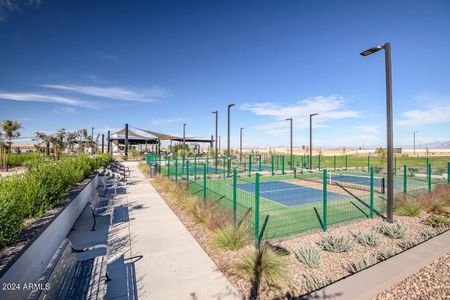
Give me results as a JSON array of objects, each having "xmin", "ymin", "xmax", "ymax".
[
  {"xmin": 0, "ymin": 154, "xmax": 109, "ymax": 249},
  {"xmin": 377, "ymin": 248, "xmax": 397, "ymax": 260},
  {"xmin": 211, "ymin": 223, "xmax": 251, "ymax": 250},
  {"xmin": 318, "ymin": 234, "xmax": 353, "ymax": 253},
  {"xmin": 7, "ymin": 152, "xmax": 40, "ymax": 167},
  {"xmin": 394, "ymin": 195, "xmax": 424, "ymax": 217},
  {"xmin": 304, "ymin": 275, "xmax": 332, "ymax": 292},
  {"xmin": 346, "ymin": 256, "xmax": 376, "ymax": 273},
  {"xmin": 418, "ymin": 184, "xmax": 450, "ymax": 214},
  {"xmin": 353, "ymin": 231, "xmax": 381, "ymax": 247},
  {"xmin": 294, "ymin": 246, "xmax": 322, "ymax": 269},
  {"xmin": 376, "ymin": 223, "xmax": 407, "ymax": 239},
  {"xmin": 236, "ymin": 246, "xmax": 287, "ymax": 289},
  {"xmin": 426, "ymin": 214, "xmax": 450, "ymax": 229}
]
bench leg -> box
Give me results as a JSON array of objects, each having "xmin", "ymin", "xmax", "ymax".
[
  {"xmin": 106, "ymin": 272, "xmax": 111, "ymax": 282},
  {"xmin": 91, "ymin": 212, "xmax": 97, "ymax": 231}
]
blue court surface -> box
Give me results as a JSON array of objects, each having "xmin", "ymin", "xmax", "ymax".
[
  {"xmin": 330, "ymin": 174, "xmax": 403, "ymax": 189},
  {"xmin": 235, "ymin": 181, "xmax": 345, "ymax": 207},
  {"xmin": 249, "ymin": 164, "xmax": 272, "ymax": 171}
]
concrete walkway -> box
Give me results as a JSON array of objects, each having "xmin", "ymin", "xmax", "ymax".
[
  {"xmin": 308, "ymin": 230, "xmax": 450, "ymax": 300},
  {"xmin": 110, "ymin": 162, "xmax": 240, "ymax": 300}
]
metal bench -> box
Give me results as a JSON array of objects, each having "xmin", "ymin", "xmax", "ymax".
[
  {"xmin": 90, "ymin": 187, "xmax": 116, "ymax": 231},
  {"xmin": 28, "ymin": 239, "xmax": 109, "ymax": 300}
]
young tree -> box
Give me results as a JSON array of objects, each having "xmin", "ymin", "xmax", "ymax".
[{"xmin": 0, "ymin": 120, "xmax": 23, "ymax": 153}]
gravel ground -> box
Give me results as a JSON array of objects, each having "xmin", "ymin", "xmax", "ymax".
[
  {"xmin": 374, "ymin": 253, "xmax": 450, "ymax": 300},
  {"xmin": 150, "ymin": 177, "xmax": 449, "ymax": 299}
]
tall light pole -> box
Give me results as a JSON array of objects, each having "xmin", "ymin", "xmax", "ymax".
[
  {"xmin": 286, "ymin": 118, "xmax": 293, "ymax": 170},
  {"xmin": 227, "ymin": 103, "xmax": 235, "ymax": 174},
  {"xmin": 361, "ymin": 42, "xmax": 394, "ymax": 223},
  {"xmin": 91, "ymin": 127, "xmax": 95, "ymax": 154},
  {"xmin": 182, "ymin": 123, "xmax": 187, "ymax": 149},
  {"xmin": 240, "ymin": 127, "xmax": 244, "ymax": 162},
  {"xmin": 309, "ymin": 113, "xmax": 318, "ymax": 170},
  {"xmin": 413, "ymin": 130, "xmax": 419, "ymax": 157},
  {"xmin": 212, "ymin": 111, "xmax": 218, "ymax": 168}
]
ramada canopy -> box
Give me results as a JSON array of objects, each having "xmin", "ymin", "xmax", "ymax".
[{"xmin": 111, "ymin": 128, "xmax": 212, "ymax": 144}]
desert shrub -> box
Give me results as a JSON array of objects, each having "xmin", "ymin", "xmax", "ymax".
[
  {"xmin": 294, "ymin": 246, "xmax": 322, "ymax": 268},
  {"xmin": 418, "ymin": 185, "xmax": 450, "ymax": 214},
  {"xmin": 376, "ymin": 222, "xmax": 407, "ymax": 239},
  {"xmin": 419, "ymin": 227, "xmax": 438, "ymax": 241},
  {"xmin": 318, "ymin": 234, "xmax": 353, "ymax": 253},
  {"xmin": 211, "ymin": 222, "xmax": 251, "ymax": 250},
  {"xmin": 236, "ymin": 245, "xmax": 287, "ymax": 289},
  {"xmin": 191, "ymin": 201, "xmax": 230, "ymax": 230},
  {"xmin": 394, "ymin": 195, "xmax": 424, "ymax": 217},
  {"xmin": 398, "ymin": 238, "xmax": 422, "ymax": 250},
  {"xmin": 377, "ymin": 248, "xmax": 397, "ymax": 260},
  {"xmin": 303, "ymin": 275, "xmax": 332, "ymax": 292},
  {"xmin": 353, "ymin": 231, "xmax": 381, "ymax": 247},
  {"xmin": 426, "ymin": 213, "xmax": 450, "ymax": 229},
  {"xmin": 7, "ymin": 152, "xmax": 41, "ymax": 167},
  {"xmin": 0, "ymin": 154, "xmax": 109, "ymax": 249},
  {"xmin": 346, "ymin": 256, "xmax": 376, "ymax": 273}
]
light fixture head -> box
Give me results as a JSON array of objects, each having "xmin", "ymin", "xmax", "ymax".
[
  {"xmin": 360, "ymin": 45, "xmax": 384, "ymax": 56},
  {"xmin": 310, "ymin": 113, "xmax": 319, "ymax": 117}
]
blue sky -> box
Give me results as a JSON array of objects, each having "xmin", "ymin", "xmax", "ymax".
[{"xmin": 0, "ymin": 0, "xmax": 449, "ymax": 148}]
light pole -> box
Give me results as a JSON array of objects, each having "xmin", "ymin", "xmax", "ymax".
[
  {"xmin": 91, "ymin": 127, "xmax": 95, "ymax": 154},
  {"xmin": 361, "ymin": 42, "xmax": 394, "ymax": 223},
  {"xmin": 286, "ymin": 118, "xmax": 293, "ymax": 169},
  {"xmin": 182, "ymin": 123, "xmax": 187, "ymax": 149},
  {"xmin": 240, "ymin": 127, "xmax": 244, "ymax": 162},
  {"xmin": 227, "ymin": 103, "xmax": 235, "ymax": 174},
  {"xmin": 413, "ymin": 130, "xmax": 418, "ymax": 157},
  {"xmin": 212, "ymin": 111, "xmax": 218, "ymax": 168},
  {"xmin": 309, "ymin": 113, "xmax": 318, "ymax": 170}
]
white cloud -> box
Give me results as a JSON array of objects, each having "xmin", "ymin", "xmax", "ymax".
[
  {"xmin": 0, "ymin": 92, "xmax": 97, "ymax": 108},
  {"xmin": 240, "ymin": 95, "xmax": 360, "ymax": 134},
  {"xmin": 396, "ymin": 105, "xmax": 450, "ymax": 127},
  {"xmin": 0, "ymin": 0, "xmax": 41, "ymax": 22},
  {"xmin": 53, "ymin": 107, "xmax": 77, "ymax": 115},
  {"xmin": 41, "ymin": 84, "xmax": 168, "ymax": 102},
  {"xmin": 91, "ymin": 51, "xmax": 117, "ymax": 61}
]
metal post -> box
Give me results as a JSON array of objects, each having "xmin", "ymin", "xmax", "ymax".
[
  {"xmin": 271, "ymin": 155, "xmax": 274, "ymax": 176},
  {"xmin": 101, "ymin": 134, "xmax": 104, "ymax": 153},
  {"xmin": 167, "ymin": 157, "xmax": 170, "ymax": 176},
  {"xmin": 428, "ymin": 163, "xmax": 431, "ymax": 192},
  {"xmin": 254, "ymin": 173, "xmax": 260, "ymax": 246},
  {"xmin": 345, "ymin": 155, "xmax": 348, "ymax": 170},
  {"xmin": 124, "ymin": 123, "xmax": 129, "ymax": 157},
  {"xmin": 186, "ymin": 159, "xmax": 190, "ymax": 182},
  {"xmin": 107, "ymin": 130, "xmax": 110, "ymax": 154},
  {"xmin": 370, "ymin": 167, "xmax": 374, "ymax": 218},
  {"xmin": 403, "ymin": 164, "xmax": 407, "ymax": 193},
  {"xmin": 213, "ymin": 111, "xmax": 218, "ymax": 170},
  {"xmin": 233, "ymin": 168, "xmax": 237, "ymax": 224},
  {"xmin": 282, "ymin": 155, "xmax": 285, "ymax": 175},
  {"xmin": 249, "ymin": 155, "xmax": 252, "ymax": 177},
  {"xmin": 240, "ymin": 127, "xmax": 243, "ymax": 162},
  {"xmin": 394, "ymin": 156, "xmax": 397, "ymax": 176},
  {"xmin": 384, "ymin": 42, "xmax": 394, "ymax": 223},
  {"xmin": 227, "ymin": 104, "xmax": 235, "ymax": 174},
  {"xmin": 368, "ymin": 155, "xmax": 370, "ymax": 173},
  {"xmin": 286, "ymin": 118, "xmax": 293, "ymax": 170},
  {"xmin": 194, "ymin": 156, "xmax": 197, "ymax": 181},
  {"xmin": 448, "ymin": 162, "xmax": 450, "ymax": 184},
  {"xmin": 203, "ymin": 164, "xmax": 207, "ymax": 200},
  {"xmin": 322, "ymin": 169, "xmax": 327, "ymax": 231},
  {"xmin": 309, "ymin": 113, "xmax": 318, "ymax": 170},
  {"xmin": 183, "ymin": 123, "xmax": 186, "ymax": 149},
  {"xmin": 175, "ymin": 158, "xmax": 178, "ymax": 182}
]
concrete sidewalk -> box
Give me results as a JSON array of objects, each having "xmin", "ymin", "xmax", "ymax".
[
  {"xmin": 308, "ymin": 230, "xmax": 450, "ymax": 300},
  {"xmin": 114, "ymin": 162, "xmax": 240, "ymax": 300}
]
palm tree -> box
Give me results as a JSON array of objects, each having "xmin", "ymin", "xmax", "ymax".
[{"xmin": 0, "ymin": 120, "xmax": 23, "ymax": 153}]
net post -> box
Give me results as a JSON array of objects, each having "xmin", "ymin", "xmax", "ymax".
[
  {"xmin": 367, "ymin": 155, "xmax": 370, "ymax": 173},
  {"xmin": 182, "ymin": 155, "xmax": 185, "ymax": 175},
  {"xmin": 249, "ymin": 155, "xmax": 252, "ymax": 177},
  {"xmin": 223, "ymin": 158, "xmax": 226, "ymax": 179},
  {"xmin": 282, "ymin": 155, "xmax": 285, "ymax": 175},
  {"xmin": 403, "ymin": 164, "xmax": 407, "ymax": 193},
  {"xmin": 394, "ymin": 156, "xmax": 397, "ymax": 176},
  {"xmin": 194, "ymin": 155, "xmax": 197, "ymax": 181},
  {"xmin": 292, "ymin": 154, "xmax": 295, "ymax": 170},
  {"xmin": 318, "ymin": 154, "xmax": 321, "ymax": 171},
  {"xmin": 175, "ymin": 158, "xmax": 178, "ymax": 182},
  {"xmin": 334, "ymin": 155, "xmax": 336, "ymax": 172},
  {"xmin": 186, "ymin": 159, "xmax": 189, "ymax": 182},
  {"xmin": 301, "ymin": 154, "xmax": 304, "ymax": 169},
  {"xmin": 254, "ymin": 173, "xmax": 260, "ymax": 247},
  {"xmin": 370, "ymin": 167, "xmax": 374, "ymax": 218},
  {"xmin": 259, "ymin": 154, "xmax": 262, "ymax": 171},
  {"xmin": 345, "ymin": 155, "xmax": 348, "ymax": 170},
  {"xmin": 233, "ymin": 168, "xmax": 237, "ymax": 224},
  {"xmin": 448, "ymin": 162, "xmax": 450, "ymax": 184},
  {"xmin": 428, "ymin": 163, "xmax": 431, "ymax": 192},
  {"xmin": 167, "ymin": 157, "xmax": 171, "ymax": 176},
  {"xmin": 271, "ymin": 155, "xmax": 274, "ymax": 176},
  {"xmin": 322, "ymin": 169, "xmax": 327, "ymax": 231},
  {"xmin": 203, "ymin": 164, "xmax": 207, "ymax": 200}
]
